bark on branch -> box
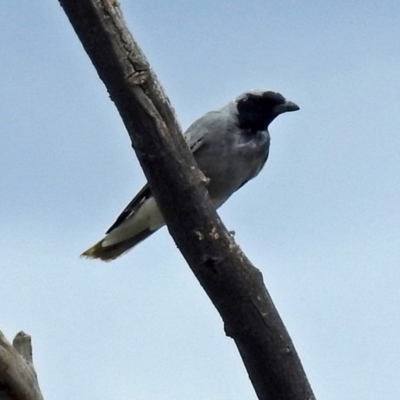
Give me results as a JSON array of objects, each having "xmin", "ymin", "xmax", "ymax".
[
  {"xmin": 0, "ymin": 331, "xmax": 43, "ymax": 400},
  {"xmin": 58, "ymin": 1, "xmax": 316, "ymax": 399}
]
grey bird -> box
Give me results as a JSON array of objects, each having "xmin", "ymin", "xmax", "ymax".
[{"xmin": 82, "ymin": 90, "xmax": 299, "ymax": 261}]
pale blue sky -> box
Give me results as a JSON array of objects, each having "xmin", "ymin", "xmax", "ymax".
[{"xmin": 1, "ymin": 1, "xmax": 399, "ymax": 399}]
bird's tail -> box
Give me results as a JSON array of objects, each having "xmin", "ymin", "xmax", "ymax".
[{"xmin": 81, "ymin": 229, "xmax": 154, "ymax": 261}]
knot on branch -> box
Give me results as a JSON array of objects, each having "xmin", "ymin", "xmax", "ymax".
[{"xmin": 129, "ymin": 70, "xmax": 150, "ymax": 85}]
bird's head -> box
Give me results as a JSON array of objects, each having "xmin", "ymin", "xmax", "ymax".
[{"xmin": 236, "ymin": 90, "xmax": 299, "ymax": 130}]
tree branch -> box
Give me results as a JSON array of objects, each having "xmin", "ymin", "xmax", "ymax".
[
  {"xmin": 58, "ymin": 1, "xmax": 316, "ymax": 399},
  {"xmin": 0, "ymin": 331, "xmax": 43, "ymax": 400}
]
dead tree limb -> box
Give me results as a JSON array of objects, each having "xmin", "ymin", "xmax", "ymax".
[
  {"xmin": 0, "ymin": 331, "xmax": 43, "ymax": 400},
  {"xmin": 58, "ymin": 1, "xmax": 316, "ymax": 399}
]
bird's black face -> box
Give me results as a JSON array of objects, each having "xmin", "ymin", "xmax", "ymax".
[{"xmin": 236, "ymin": 90, "xmax": 299, "ymax": 130}]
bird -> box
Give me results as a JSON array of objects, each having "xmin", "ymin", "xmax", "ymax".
[{"xmin": 82, "ymin": 90, "xmax": 299, "ymax": 261}]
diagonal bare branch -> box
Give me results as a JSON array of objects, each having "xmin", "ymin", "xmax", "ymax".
[{"xmin": 58, "ymin": 1, "xmax": 316, "ymax": 399}]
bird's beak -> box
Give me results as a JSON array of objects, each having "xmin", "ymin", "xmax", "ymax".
[{"xmin": 274, "ymin": 100, "xmax": 300, "ymax": 114}]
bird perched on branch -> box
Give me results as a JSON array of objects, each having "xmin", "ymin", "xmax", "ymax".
[{"xmin": 82, "ymin": 90, "xmax": 299, "ymax": 261}]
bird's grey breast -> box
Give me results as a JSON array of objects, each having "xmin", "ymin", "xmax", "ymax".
[{"xmin": 195, "ymin": 126, "xmax": 270, "ymax": 207}]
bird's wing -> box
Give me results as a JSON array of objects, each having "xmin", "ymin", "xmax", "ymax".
[
  {"xmin": 105, "ymin": 112, "xmax": 222, "ymax": 234},
  {"xmin": 106, "ymin": 184, "xmax": 152, "ymax": 233},
  {"xmin": 184, "ymin": 111, "xmax": 224, "ymax": 153}
]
